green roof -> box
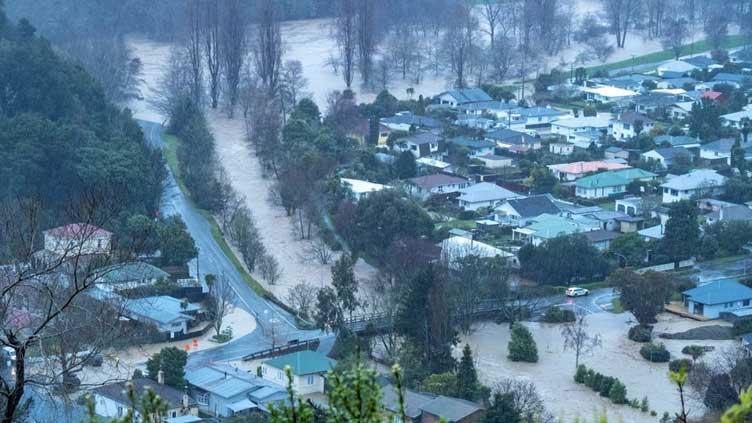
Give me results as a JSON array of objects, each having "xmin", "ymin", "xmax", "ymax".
[
  {"xmin": 525, "ymin": 214, "xmax": 585, "ymax": 239},
  {"xmin": 263, "ymin": 351, "xmax": 336, "ymax": 376},
  {"xmin": 576, "ymin": 168, "xmax": 657, "ymax": 189}
]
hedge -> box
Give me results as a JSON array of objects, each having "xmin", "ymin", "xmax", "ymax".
[
  {"xmin": 574, "ymin": 365, "xmax": 628, "ymax": 405},
  {"xmin": 640, "ymin": 342, "xmax": 671, "ymax": 362},
  {"xmin": 542, "ymin": 306, "xmax": 576, "ymax": 323}
]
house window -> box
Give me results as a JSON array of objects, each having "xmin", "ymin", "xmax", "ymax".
[
  {"xmin": 117, "ymin": 406, "xmax": 124, "ymax": 417},
  {"xmin": 197, "ymin": 392, "xmax": 209, "ymax": 405},
  {"xmin": 307, "ymin": 375, "xmax": 315, "ymax": 385},
  {"xmin": 171, "ymin": 411, "xmax": 177, "ymax": 418},
  {"xmin": 725, "ymin": 302, "xmax": 734, "ymax": 308},
  {"xmin": 671, "ymin": 189, "xmax": 678, "ymax": 196},
  {"xmin": 744, "ymin": 299, "xmax": 750, "ymax": 307},
  {"xmin": 277, "ymin": 370, "xmax": 283, "ymax": 380}
]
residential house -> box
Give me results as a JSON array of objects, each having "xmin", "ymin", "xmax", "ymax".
[
  {"xmin": 44, "ymin": 223, "xmax": 112, "ymax": 256},
  {"xmin": 456, "ymin": 100, "xmax": 516, "ymax": 117},
  {"xmin": 381, "ymin": 384, "xmax": 485, "ymax": 423},
  {"xmin": 447, "ymin": 137, "xmax": 496, "ymax": 157},
  {"xmin": 457, "ymin": 182, "xmax": 521, "ymax": 211},
  {"xmin": 615, "ymin": 197, "xmax": 646, "ymax": 217},
  {"xmin": 260, "ymin": 351, "xmax": 336, "ymax": 395},
  {"xmin": 610, "ymin": 112, "xmax": 655, "ymax": 140},
  {"xmin": 92, "ymin": 377, "xmax": 198, "ymax": 421},
  {"xmin": 712, "ymin": 73, "xmax": 749, "ymax": 88},
  {"xmin": 583, "ymin": 86, "xmax": 638, "ymax": 103},
  {"xmin": 575, "ymin": 168, "xmax": 657, "ymax": 199},
  {"xmin": 406, "ymin": 174, "xmax": 470, "ymax": 200},
  {"xmin": 657, "ymin": 60, "xmax": 698, "ymax": 78},
  {"xmin": 94, "ymin": 262, "xmax": 170, "ymax": 292},
  {"xmin": 721, "ymin": 110, "xmax": 752, "ymax": 129},
  {"xmin": 437, "ymin": 88, "xmax": 493, "ymax": 108},
  {"xmin": 485, "ymin": 128, "xmax": 541, "ymax": 152},
  {"xmin": 186, "ymin": 364, "xmax": 287, "ymax": 417},
  {"xmin": 631, "ymin": 93, "xmax": 681, "ymax": 114},
  {"xmin": 381, "ymin": 112, "xmax": 443, "ymax": 132},
  {"xmin": 656, "ymin": 77, "xmax": 697, "ymax": 90},
  {"xmin": 697, "ymin": 198, "xmax": 738, "ymax": 212},
  {"xmin": 514, "ymin": 106, "xmax": 568, "ymax": 129},
  {"xmin": 455, "ymin": 114, "xmax": 496, "ymax": 130},
  {"xmin": 605, "ymin": 146, "xmax": 629, "ymax": 160},
  {"xmin": 705, "ymin": 204, "xmax": 752, "ymax": 224},
  {"xmin": 441, "ymin": 236, "xmax": 517, "ymax": 267},
  {"xmin": 702, "ymin": 90, "xmax": 725, "ymax": 103},
  {"xmin": 549, "ymin": 142, "xmax": 575, "ymax": 156},
  {"xmin": 682, "ymin": 279, "xmax": 752, "ymax": 319},
  {"xmin": 640, "ymin": 147, "xmax": 693, "ymax": 169},
  {"xmin": 550, "ymin": 116, "xmax": 611, "ymax": 146},
  {"xmin": 395, "ymin": 132, "xmax": 443, "ymax": 158},
  {"xmin": 416, "ymin": 157, "xmax": 454, "ymax": 173},
  {"xmin": 341, "ymin": 178, "xmax": 389, "ymax": 201},
  {"xmin": 512, "ymin": 213, "xmax": 598, "ymax": 246},
  {"xmin": 548, "ymin": 160, "xmax": 630, "ymax": 182},
  {"xmin": 682, "ymin": 55, "xmax": 715, "ymax": 70},
  {"xmin": 668, "ymin": 102, "xmax": 695, "ymax": 120},
  {"xmin": 494, "ymin": 195, "xmax": 561, "ymax": 227},
  {"xmin": 123, "ymin": 296, "xmax": 202, "ymax": 339},
  {"xmin": 583, "ymin": 229, "xmax": 622, "ymax": 251},
  {"xmin": 699, "ymin": 138, "xmax": 742, "ymax": 163},
  {"xmin": 661, "ymin": 169, "xmax": 727, "ymax": 203},
  {"xmin": 477, "ymin": 154, "xmax": 514, "ymax": 169},
  {"xmin": 654, "ymin": 135, "xmax": 701, "ymax": 149}
]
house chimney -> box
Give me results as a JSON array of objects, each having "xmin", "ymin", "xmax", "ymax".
[
  {"xmin": 182, "ymin": 392, "xmax": 190, "ymax": 409},
  {"xmin": 157, "ymin": 369, "xmax": 165, "ymax": 385}
]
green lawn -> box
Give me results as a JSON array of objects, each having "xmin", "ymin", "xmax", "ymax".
[
  {"xmin": 586, "ymin": 35, "xmax": 748, "ymax": 74},
  {"xmin": 437, "ymin": 219, "xmax": 477, "ymax": 231}
]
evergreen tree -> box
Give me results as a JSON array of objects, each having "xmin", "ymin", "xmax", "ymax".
[
  {"xmin": 507, "ymin": 323, "xmax": 538, "ymax": 363},
  {"xmin": 661, "ymin": 200, "xmax": 699, "ymax": 263},
  {"xmin": 394, "ymin": 150, "xmax": 417, "ymax": 179},
  {"xmin": 456, "ymin": 344, "xmax": 480, "ymax": 401},
  {"xmin": 145, "ymin": 347, "xmax": 187, "ymax": 389},
  {"xmin": 484, "ymin": 392, "xmax": 521, "ymax": 423},
  {"xmin": 331, "ymin": 253, "xmax": 359, "ymax": 321},
  {"xmin": 609, "ymin": 380, "xmax": 628, "ymax": 404},
  {"xmin": 732, "ymin": 136, "xmax": 748, "ymax": 179}
]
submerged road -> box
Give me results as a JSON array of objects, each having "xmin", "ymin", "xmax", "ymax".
[{"xmin": 138, "ymin": 120, "xmax": 327, "ymax": 363}]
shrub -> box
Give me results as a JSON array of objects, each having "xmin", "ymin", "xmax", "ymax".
[
  {"xmin": 681, "ymin": 344, "xmax": 713, "ymax": 360},
  {"xmin": 609, "ymin": 380, "xmax": 628, "ymax": 404},
  {"xmin": 591, "ymin": 373, "xmax": 603, "ymax": 390},
  {"xmin": 669, "ymin": 358, "xmax": 693, "ymax": 373},
  {"xmin": 628, "ymin": 325, "xmax": 653, "ymax": 343},
  {"xmin": 574, "ymin": 364, "xmax": 587, "ymax": 384},
  {"xmin": 640, "ymin": 343, "xmax": 670, "ymax": 362},
  {"xmin": 507, "ymin": 323, "xmax": 538, "ymax": 363},
  {"xmin": 584, "ymin": 368, "xmax": 595, "ymax": 387},
  {"xmin": 641, "ymin": 396, "xmax": 650, "ymax": 412},
  {"xmin": 598, "ymin": 376, "xmax": 615, "ymax": 397},
  {"xmin": 542, "ymin": 306, "xmax": 576, "ymax": 323}
]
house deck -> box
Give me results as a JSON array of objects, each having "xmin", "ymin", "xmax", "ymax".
[{"xmin": 664, "ymin": 302, "xmax": 711, "ymax": 321}]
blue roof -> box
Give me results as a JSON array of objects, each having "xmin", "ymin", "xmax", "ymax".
[
  {"xmin": 124, "ymin": 296, "xmax": 199, "ymax": 325},
  {"xmin": 684, "ymin": 279, "xmax": 752, "ymax": 305},
  {"xmin": 515, "ymin": 106, "xmax": 566, "ymax": 118},
  {"xmin": 440, "ymin": 88, "xmax": 493, "ymax": 104},
  {"xmin": 263, "ymin": 350, "xmax": 336, "ymax": 376},
  {"xmin": 381, "ymin": 112, "xmax": 443, "ymax": 129},
  {"xmin": 712, "ymin": 73, "xmax": 748, "ymax": 83},
  {"xmin": 449, "ymin": 137, "xmax": 495, "ymax": 150}
]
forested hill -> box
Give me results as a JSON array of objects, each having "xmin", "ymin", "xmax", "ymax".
[{"xmin": 0, "ymin": 6, "xmax": 164, "ymax": 227}]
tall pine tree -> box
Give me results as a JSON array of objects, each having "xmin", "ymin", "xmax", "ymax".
[{"xmin": 456, "ymin": 344, "xmax": 480, "ymax": 401}]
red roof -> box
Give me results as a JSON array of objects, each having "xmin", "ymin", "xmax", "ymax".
[
  {"xmin": 45, "ymin": 223, "xmax": 111, "ymax": 238},
  {"xmin": 702, "ymin": 91, "xmax": 724, "ymax": 101}
]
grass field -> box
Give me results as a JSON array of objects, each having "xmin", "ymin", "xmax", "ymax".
[{"xmin": 585, "ymin": 35, "xmax": 748, "ymax": 74}]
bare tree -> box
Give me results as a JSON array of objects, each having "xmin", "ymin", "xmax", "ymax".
[
  {"xmin": 259, "ymin": 254, "xmax": 282, "ymax": 285},
  {"xmin": 203, "ymin": 0, "xmax": 222, "ymax": 109},
  {"xmin": 443, "ymin": 1, "xmax": 478, "ymax": 88},
  {"xmin": 602, "ymin": 0, "xmax": 641, "ymax": 48},
  {"xmin": 280, "ymin": 60, "xmax": 308, "ymax": 118},
  {"xmin": 184, "ymin": 0, "xmax": 203, "ymax": 107},
  {"xmin": 226, "ymin": 206, "xmax": 266, "ymax": 272},
  {"xmin": 561, "ymin": 312, "xmax": 602, "ymax": 368},
  {"xmin": 221, "ymin": 0, "xmax": 247, "ymax": 117},
  {"xmin": 480, "ymin": 0, "xmax": 504, "ymax": 50},
  {"xmin": 251, "ymin": 0, "xmax": 283, "ymax": 97},
  {"xmin": 493, "ymin": 378, "xmax": 556, "ymax": 423},
  {"xmin": 355, "ymin": 0, "xmax": 378, "ymax": 85},
  {"xmin": 334, "ymin": 0, "xmax": 357, "ymax": 89},
  {"xmin": 150, "ymin": 47, "xmax": 193, "ymax": 119},
  {"xmin": 205, "ymin": 273, "xmax": 234, "ymax": 337},
  {"xmin": 645, "ymin": 0, "xmax": 668, "ymax": 39},
  {"xmin": 303, "ymin": 237, "xmax": 334, "ymax": 265},
  {"xmin": 662, "ymin": 18, "xmax": 690, "ymax": 60},
  {"xmin": 286, "ymin": 283, "xmax": 318, "ymax": 321}
]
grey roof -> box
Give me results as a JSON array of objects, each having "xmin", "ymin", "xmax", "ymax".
[
  {"xmin": 420, "ymin": 396, "xmax": 484, "ymax": 422},
  {"xmin": 186, "ymin": 365, "xmax": 272, "ymax": 399},
  {"xmin": 712, "ymin": 73, "xmax": 748, "ymax": 83},
  {"xmin": 403, "ymin": 131, "xmax": 441, "ymax": 145},
  {"xmin": 648, "ymin": 147, "xmax": 692, "ymax": 161},
  {"xmin": 660, "ymin": 77, "xmax": 698, "ymax": 88},
  {"xmin": 701, "ymin": 138, "xmax": 739, "ymax": 154},
  {"xmin": 95, "ymin": 262, "xmax": 169, "ymax": 285},
  {"xmin": 583, "ymin": 229, "xmax": 621, "ymax": 243},
  {"xmin": 440, "ymin": 88, "xmax": 493, "ymax": 104},
  {"xmin": 458, "ymin": 182, "xmax": 520, "ymax": 203},
  {"xmin": 682, "ymin": 56, "xmax": 715, "ymax": 69},
  {"xmin": 516, "ymin": 106, "xmax": 566, "ymax": 118},
  {"xmin": 381, "ymin": 385, "xmax": 436, "ymax": 419},
  {"xmin": 616, "ymin": 111, "xmax": 655, "ymax": 125},
  {"xmin": 605, "ymin": 146, "xmax": 624, "ymax": 153},
  {"xmin": 631, "ymin": 93, "xmax": 680, "ymax": 107},
  {"xmin": 661, "ymin": 169, "xmax": 726, "ymax": 190},
  {"xmin": 456, "ymin": 100, "xmax": 514, "ymax": 111},
  {"xmin": 486, "ymin": 128, "xmax": 538, "ymax": 145},
  {"xmin": 448, "ymin": 137, "xmax": 496, "ymax": 150},
  {"xmin": 707, "ymin": 205, "xmax": 752, "ymax": 222},
  {"xmin": 408, "ymin": 174, "xmax": 468, "ymax": 190},
  {"xmin": 684, "ymin": 279, "xmax": 752, "ymax": 305},
  {"xmin": 654, "ymin": 135, "xmax": 700, "ymax": 147},
  {"xmin": 499, "ymin": 195, "xmax": 560, "ymax": 218},
  {"xmin": 124, "ymin": 296, "xmax": 199, "ymax": 325},
  {"xmin": 92, "ymin": 378, "xmax": 186, "ymax": 408},
  {"xmin": 381, "ymin": 112, "xmax": 443, "ymax": 129}
]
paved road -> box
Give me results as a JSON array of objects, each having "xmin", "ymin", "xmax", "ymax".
[
  {"xmin": 543, "ymin": 288, "xmax": 618, "ymax": 316},
  {"xmin": 139, "ymin": 121, "xmax": 326, "ymax": 364},
  {"xmin": 693, "ymin": 256, "xmax": 752, "ymax": 283}
]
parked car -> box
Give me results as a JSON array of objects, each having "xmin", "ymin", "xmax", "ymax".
[{"xmin": 566, "ymin": 287, "xmax": 590, "ymax": 297}]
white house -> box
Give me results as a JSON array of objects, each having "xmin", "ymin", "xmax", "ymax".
[
  {"xmin": 669, "ymin": 102, "xmax": 695, "ymax": 120},
  {"xmin": 583, "ymin": 86, "xmax": 638, "ymax": 103},
  {"xmin": 610, "ymin": 112, "xmax": 655, "ymax": 140},
  {"xmin": 682, "ymin": 279, "xmax": 752, "ymax": 319},
  {"xmin": 437, "ymin": 88, "xmax": 492, "ymax": 107},
  {"xmin": 92, "ymin": 377, "xmax": 198, "ymax": 421},
  {"xmin": 661, "ymin": 169, "xmax": 727, "ymax": 203},
  {"xmin": 640, "ymin": 147, "xmax": 693, "ymax": 169},
  {"xmin": 394, "ymin": 132, "xmax": 442, "ymax": 158},
  {"xmin": 549, "ymin": 142, "xmax": 575, "ymax": 156},
  {"xmin": 477, "ymin": 154, "xmax": 514, "ymax": 169},
  {"xmin": 656, "ymin": 60, "xmax": 698, "ymax": 78},
  {"xmin": 44, "ymin": 223, "xmax": 112, "ymax": 256},
  {"xmin": 261, "ymin": 351, "xmax": 335, "ymax": 395},
  {"xmin": 721, "ymin": 110, "xmax": 752, "ymax": 129},
  {"xmin": 341, "ymin": 178, "xmax": 388, "ymax": 201},
  {"xmin": 406, "ymin": 174, "xmax": 470, "ymax": 200},
  {"xmin": 457, "ymin": 182, "xmax": 522, "ymax": 211},
  {"xmin": 550, "ymin": 116, "xmax": 611, "ymax": 143},
  {"xmin": 494, "ymin": 195, "xmax": 561, "ymax": 227},
  {"xmin": 440, "ymin": 236, "xmax": 517, "ymax": 267},
  {"xmin": 416, "ymin": 157, "xmax": 454, "ymax": 173},
  {"xmin": 699, "ymin": 138, "xmax": 741, "ymax": 163}
]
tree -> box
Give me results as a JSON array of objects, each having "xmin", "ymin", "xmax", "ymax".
[
  {"xmin": 662, "ymin": 18, "xmax": 689, "ymax": 60},
  {"xmin": 689, "ymin": 99, "xmax": 723, "ymax": 141},
  {"xmin": 670, "ymin": 365, "xmax": 691, "ymax": 423},
  {"xmin": 602, "ymin": 0, "xmax": 641, "ymax": 48},
  {"xmin": 221, "ymin": 0, "xmax": 247, "ymax": 116},
  {"xmin": 227, "ymin": 206, "xmax": 266, "ymax": 271},
  {"xmin": 251, "ymin": 0, "xmax": 282, "ymax": 96},
  {"xmin": 206, "ymin": 273, "xmax": 234, "ymax": 337},
  {"xmin": 145, "ymin": 347, "xmax": 187, "ymax": 389},
  {"xmin": 484, "ymin": 392, "xmax": 521, "ymax": 423},
  {"xmin": 492, "ymin": 378, "xmax": 553, "ymax": 423},
  {"xmin": 331, "ymin": 253, "xmax": 360, "ymax": 321},
  {"xmin": 333, "ymin": 0, "xmax": 356, "ymax": 89},
  {"xmin": 661, "ymin": 200, "xmax": 699, "ymax": 264},
  {"xmin": 608, "ymin": 233, "xmax": 648, "ymax": 267},
  {"xmin": 705, "ymin": 11, "xmax": 729, "ymax": 52},
  {"xmin": 157, "ymin": 215, "xmax": 198, "ymax": 267},
  {"xmin": 507, "ymin": 323, "xmax": 538, "ymax": 363},
  {"xmin": 286, "ymin": 283, "xmax": 318, "ymax": 321},
  {"xmin": 732, "ymin": 137, "xmax": 748, "ymax": 178},
  {"xmin": 259, "ymin": 253, "xmax": 282, "ymax": 285},
  {"xmin": 443, "ymin": 2, "xmax": 478, "ymax": 88},
  {"xmin": 421, "ymin": 372, "xmax": 458, "ymax": 396},
  {"xmin": 280, "ymin": 60, "xmax": 308, "ymax": 119},
  {"xmin": 706, "ymin": 373, "xmax": 740, "ymax": 410},
  {"xmin": 394, "ymin": 150, "xmax": 417, "ymax": 179},
  {"xmin": 518, "ymin": 235, "xmax": 609, "ymax": 285},
  {"xmin": 203, "ymin": 0, "xmax": 222, "ymax": 109},
  {"xmin": 355, "ymin": 0, "xmax": 378, "ymax": 85},
  {"xmin": 561, "ymin": 313, "xmax": 602, "ymax": 368},
  {"xmin": 184, "ymin": 0, "xmax": 203, "ymax": 107},
  {"xmin": 456, "ymin": 344, "xmax": 483, "ymax": 402},
  {"xmin": 609, "ymin": 269, "xmax": 673, "ymax": 326}
]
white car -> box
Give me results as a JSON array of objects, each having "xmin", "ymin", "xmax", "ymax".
[{"xmin": 566, "ymin": 287, "xmax": 590, "ymax": 297}]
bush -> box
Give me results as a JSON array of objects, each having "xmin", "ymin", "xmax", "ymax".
[
  {"xmin": 507, "ymin": 323, "xmax": 538, "ymax": 363},
  {"xmin": 669, "ymin": 358, "xmax": 693, "ymax": 373},
  {"xmin": 574, "ymin": 365, "xmax": 628, "ymax": 406},
  {"xmin": 628, "ymin": 325, "xmax": 653, "ymax": 343},
  {"xmin": 574, "ymin": 365, "xmax": 588, "ymax": 384},
  {"xmin": 681, "ymin": 344, "xmax": 713, "ymax": 360},
  {"xmin": 542, "ymin": 306, "xmax": 576, "ymax": 323},
  {"xmin": 640, "ymin": 343, "xmax": 671, "ymax": 362},
  {"xmin": 609, "ymin": 380, "xmax": 628, "ymax": 404},
  {"xmin": 640, "ymin": 396, "xmax": 649, "ymax": 413},
  {"xmin": 598, "ymin": 376, "xmax": 615, "ymax": 397}
]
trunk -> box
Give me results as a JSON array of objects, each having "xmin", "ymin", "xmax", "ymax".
[{"xmin": 2, "ymin": 345, "xmax": 25, "ymax": 423}]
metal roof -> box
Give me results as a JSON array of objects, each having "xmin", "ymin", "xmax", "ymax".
[
  {"xmin": 263, "ymin": 351, "xmax": 336, "ymax": 376},
  {"xmin": 185, "ymin": 366, "xmax": 258, "ymax": 399},
  {"xmin": 684, "ymin": 279, "xmax": 752, "ymax": 305},
  {"xmin": 661, "ymin": 169, "xmax": 726, "ymax": 190}
]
